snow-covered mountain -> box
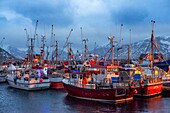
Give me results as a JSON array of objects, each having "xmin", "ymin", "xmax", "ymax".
[
  {"xmin": 90, "ymin": 36, "xmax": 170, "ymax": 60},
  {"xmin": 3, "ymin": 45, "xmax": 68, "ymax": 60},
  {"xmin": 7, "ymin": 46, "xmax": 26, "ymax": 59},
  {"xmin": 2, "ymin": 36, "xmax": 170, "ymax": 60},
  {"xmin": 0, "ymin": 47, "xmax": 19, "ymax": 62}
]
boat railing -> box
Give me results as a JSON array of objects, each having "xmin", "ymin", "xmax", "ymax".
[
  {"xmin": 68, "ymin": 79, "xmax": 96, "ymax": 89},
  {"xmin": 112, "ymin": 82, "xmax": 128, "ymax": 88},
  {"xmin": 68, "ymin": 78, "xmax": 134, "ymax": 89},
  {"xmin": 144, "ymin": 77, "xmax": 162, "ymax": 84}
]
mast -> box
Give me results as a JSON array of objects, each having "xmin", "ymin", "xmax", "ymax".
[
  {"xmin": 40, "ymin": 35, "xmax": 46, "ymax": 65},
  {"xmin": 82, "ymin": 39, "xmax": 88, "ymax": 60},
  {"xmin": 59, "ymin": 29, "xmax": 73, "ymax": 59},
  {"xmin": 117, "ymin": 24, "xmax": 123, "ymax": 65},
  {"xmin": 52, "ymin": 33, "xmax": 56, "ymax": 64},
  {"xmin": 94, "ymin": 42, "xmax": 96, "ymax": 55},
  {"xmin": 150, "ymin": 20, "xmax": 155, "ymax": 68},
  {"xmin": 120, "ymin": 24, "xmax": 123, "ymax": 48},
  {"xmin": 67, "ymin": 42, "xmax": 73, "ymax": 65},
  {"xmin": 46, "ymin": 46, "xmax": 49, "ymax": 61},
  {"xmin": 80, "ymin": 27, "xmax": 84, "ymax": 61},
  {"xmin": 33, "ymin": 20, "xmax": 39, "ymax": 47},
  {"xmin": 30, "ymin": 38, "xmax": 34, "ymax": 67},
  {"xmin": 24, "ymin": 28, "xmax": 30, "ymax": 63},
  {"xmin": 108, "ymin": 36, "xmax": 115, "ymax": 65},
  {"xmin": 56, "ymin": 40, "xmax": 58, "ymax": 64},
  {"xmin": 128, "ymin": 29, "xmax": 131, "ymax": 64},
  {"xmin": 50, "ymin": 25, "xmax": 54, "ymax": 63}
]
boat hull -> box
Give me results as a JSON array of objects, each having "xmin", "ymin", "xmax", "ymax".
[
  {"xmin": 63, "ymin": 80, "xmax": 136, "ymax": 102},
  {"xmin": 134, "ymin": 82, "xmax": 162, "ymax": 97},
  {"xmin": 162, "ymin": 83, "xmax": 170, "ymax": 93},
  {"xmin": 7, "ymin": 75, "xmax": 50, "ymax": 91},
  {"xmin": 49, "ymin": 77, "xmax": 64, "ymax": 89},
  {"xmin": 50, "ymin": 82, "xmax": 64, "ymax": 89},
  {"xmin": 0, "ymin": 74, "xmax": 7, "ymax": 83}
]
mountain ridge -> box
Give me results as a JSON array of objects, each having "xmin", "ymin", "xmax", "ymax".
[{"xmin": 2, "ymin": 36, "xmax": 170, "ymax": 60}]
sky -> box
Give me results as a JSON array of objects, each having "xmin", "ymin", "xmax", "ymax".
[{"xmin": 0, "ymin": 0, "xmax": 170, "ymax": 52}]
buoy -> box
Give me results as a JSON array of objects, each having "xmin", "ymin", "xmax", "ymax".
[{"xmin": 39, "ymin": 78, "xmax": 43, "ymax": 82}]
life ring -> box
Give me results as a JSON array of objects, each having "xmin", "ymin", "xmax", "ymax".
[
  {"xmin": 129, "ymin": 81, "xmax": 134, "ymax": 87},
  {"xmin": 140, "ymin": 80, "xmax": 144, "ymax": 86}
]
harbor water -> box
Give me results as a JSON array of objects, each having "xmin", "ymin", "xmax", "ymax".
[{"xmin": 1, "ymin": 83, "xmax": 170, "ymax": 113}]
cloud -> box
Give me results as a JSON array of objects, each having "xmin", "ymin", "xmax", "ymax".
[
  {"xmin": 0, "ymin": 0, "xmax": 74, "ymax": 27},
  {"xmin": 111, "ymin": 7, "xmax": 148, "ymax": 25},
  {"xmin": 0, "ymin": 0, "xmax": 170, "ymax": 52}
]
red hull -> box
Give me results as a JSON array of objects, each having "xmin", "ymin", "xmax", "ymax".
[
  {"xmin": 63, "ymin": 82, "xmax": 137, "ymax": 102},
  {"xmin": 135, "ymin": 83, "xmax": 162, "ymax": 97},
  {"xmin": 50, "ymin": 82, "xmax": 64, "ymax": 89}
]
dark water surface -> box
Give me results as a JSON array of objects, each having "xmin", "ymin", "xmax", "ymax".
[{"xmin": 1, "ymin": 83, "xmax": 170, "ymax": 113}]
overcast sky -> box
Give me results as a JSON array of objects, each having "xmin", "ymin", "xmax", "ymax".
[{"xmin": 0, "ymin": 0, "xmax": 170, "ymax": 52}]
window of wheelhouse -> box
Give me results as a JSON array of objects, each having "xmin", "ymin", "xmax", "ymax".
[
  {"xmin": 100, "ymin": 68, "xmax": 105, "ymax": 74},
  {"xmin": 72, "ymin": 74, "xmax": 77, "ymax": 78},
  {"xmin": 79, "ymin": 74, "xmax": 83, "ymax": 79}
]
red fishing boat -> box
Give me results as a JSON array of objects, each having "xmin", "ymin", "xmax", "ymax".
[
  {"xmin": 133, "ymin": 67, "xmax": 163, "ymax": 97},
  {"xmin": 133, "ymin": 20, "xmax": 163, "ymax": 97},
  {"xmin": 63, "ymin": 65, "xmax": 137, "ymax": 102},
  {"xmin": 48, "ymin": 67, "xmax": 64, "ymax": 89}
]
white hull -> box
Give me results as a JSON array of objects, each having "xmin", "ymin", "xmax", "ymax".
[
  {"xmin": 49, "ymin": 77, "xmax": 63, "ymax": 82},
  {"xmin": 0, "ymin": 74, "xmax": 7, "ymax": 83},
  {"xmin": 7, "ymin": 74, "xmax": 50, "ymax": 91}
]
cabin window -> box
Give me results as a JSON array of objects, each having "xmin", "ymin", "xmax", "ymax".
[
  {"xmin": 72, "ymin": 74, "xmax": 77, "ymax": 78},
  {"xmin": 107, "ymin": 69, "xmax": 112, "ymax": 72},
  {"xmin": 79, "ymin": 75, "xmax": 83, "ymax": 79},
  {"xmin": 116, "ymin": 89, "xmax": 126, "ymax": 95}
]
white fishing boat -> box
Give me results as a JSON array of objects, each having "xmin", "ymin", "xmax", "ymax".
[{"xmin": 6, "ymin": 64, "xmax": 50, "ymax": 90}]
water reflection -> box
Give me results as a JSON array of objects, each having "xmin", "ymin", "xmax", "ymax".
[
  {"xmin": 1, "ymin": 83, "xmax": 170, "ymax": 113},
  {"xmin": 63, "ymin": 94, "xmax": 165, "ymax": 113}
]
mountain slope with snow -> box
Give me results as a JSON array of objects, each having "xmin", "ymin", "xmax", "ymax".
[
  {"xmin": 91, "ymin": 36, "xmax": 170, "ymax": 60},
  {"xmin": 2, "ymin": 36, "xmax": 170, "ymax": 60}
]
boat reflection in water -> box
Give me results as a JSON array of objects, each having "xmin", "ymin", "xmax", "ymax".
[
  {"xmin": 64, "ymin": 95, "xmax": 166, "ymax": 113},
  {"xmin": 1, "ymin": 83, "xmax": 170, "ymax": 113}
]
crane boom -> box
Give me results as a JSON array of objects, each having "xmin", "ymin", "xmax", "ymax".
[
  {"xmin": 59, "ymin": 29, "xmax": 73, "ymax": 58},
  {"xmin": 33, "ymin": 20, "xmax": 38, "ymax": 41}
]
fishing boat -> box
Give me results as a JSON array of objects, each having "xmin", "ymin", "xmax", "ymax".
[
  {"xmin": 63, "ymin": 64, "xmax": 137, "ymax": 102},
  {"xmin": 6, "ymin": 20, "xmax": 50, "ymax": 90},
  {"xmin": 48, "ymin": 66, "xmax": 64, "ymax": 89},
  {"xmin": 6, "ymin": 64, "xmax": 50, "ymax": 90},
  {"xmin": 161, "ymin": 66, "xmax": 170, "ymax": 92},
  {"xmin": 133, "ymin": 66, "xmax": 163, "ymax": 97},
  {"xmin": 133, "ymin": 20, "xmax": 163, "ymax": 97},
  {"xmin": 153, "ymin": 60, "xmax": 170, "ymax": 72}
]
